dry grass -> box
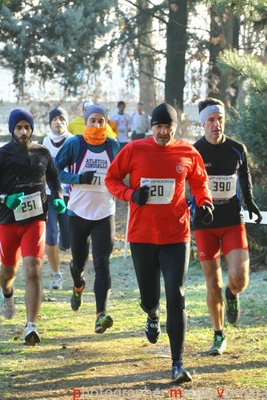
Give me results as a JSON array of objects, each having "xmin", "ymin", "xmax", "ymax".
[{"xmin": 1, "ymin": 200, "xmax": 267, "ymax": 399}]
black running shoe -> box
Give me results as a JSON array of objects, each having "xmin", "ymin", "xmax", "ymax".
[
  {"xmin": 171, "ymin": 361, "xmax": 192, "ymax": 383},
  {"xmin": 95, "ymin": 313, "xmax": 113, "ymax": 333},
  {"xmin": 145, "ymin": 316, "xmax": 160, "ymax": 344},
  {"xmin": 225, "ymin": 287, "xmax": 240, "ymax": 324},
  {"xmin": 70, "ymin": 279, "xmax": 85, "ymax": 311}
]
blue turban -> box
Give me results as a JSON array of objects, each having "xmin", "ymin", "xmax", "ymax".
[{"xmin": 8, "ymin": 108, "xmax": 34, "ymax": 134}]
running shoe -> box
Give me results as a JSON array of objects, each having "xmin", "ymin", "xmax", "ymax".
[
  {"xmin": 70, "ymin": 279, "xmax": 86, "ymax": 311},
  {"xmin": 0, "ymin": 290, "xmax": 16, "ymax": 319},
  {"xmin": 23, "ymin": 323, "xmax": 41, "ymax": 346},
  {"xmin": 145, "ymin": 316, "xmax": 160, "ymax": 344},
  {"xmin": 208, "ymin": 334, "xmax": 226, "ymax": 355},
  {"xmin": 49, "ymin": 273, "xmax": 63, "ymax": 290},
  {"xmin": 58, "ymin": 243, "xmax": 67, "ymax": 252},
  {"xmin": 225, "ymin": 288, "xmax": 240, "ymax": 324},
  {"xmin": 171, "ymin": 361, "xmax": 192, "ymax": 383},
  {"xmin": 95, "ymin": 313, "xmax": 113, "ymax": 333}
]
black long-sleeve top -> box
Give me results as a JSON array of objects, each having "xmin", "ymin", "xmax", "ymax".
[
  {"xmin": 192, "ymin": 134, "xmax": 254, "ymax": 230},
  {"xmin": 0, "ymin": 140, "xmax": 63, "ymax": 224}
]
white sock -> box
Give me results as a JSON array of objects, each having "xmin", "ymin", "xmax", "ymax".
[{"xmin": 26, "ymin": 322, "xmax": 36, "ymax": 328}]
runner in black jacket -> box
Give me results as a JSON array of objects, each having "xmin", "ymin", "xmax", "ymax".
[
  {"xmin": 192, "ymin": 98, "xmax": 262, "ymax": 356},
  {"xmin": 0, "ymin": 108, "xmax": 65, "ymax": 345}
]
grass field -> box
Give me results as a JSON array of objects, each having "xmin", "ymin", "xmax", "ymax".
[{"xmin": 1, "ymin": 209, "xmax": 267, "ymax": 399}]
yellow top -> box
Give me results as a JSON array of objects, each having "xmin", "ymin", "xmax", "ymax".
[{"xmin": 68, "ymin": 117, "xmax": 117, "ymax": 139}]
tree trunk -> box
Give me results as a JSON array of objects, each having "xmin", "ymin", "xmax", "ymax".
[
  {"xmin": 165, "ymin": 0, "xmax": 188, "ymax": 112},
  {"xmin": 137, "ymin": 0, "xmax": 156, "ymax": 115},
  {"xmin": 208, "ymin": 7, "xmax": 240, "ymax": 107}
]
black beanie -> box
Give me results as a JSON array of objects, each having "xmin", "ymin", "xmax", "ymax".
[
  {"xmin": 49, "ymin": 106, "xmax": 68, "ymax": 125},
  {"xmin": 151, "ymin": 103, "xmax": 178, "ymax": 127}
]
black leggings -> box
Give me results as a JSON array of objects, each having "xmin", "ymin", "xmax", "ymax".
[
  {"xmin": 130, "ymin": 242, "xmax": 190, "ymax": 361},
  {"xmin": 68, "ymin": 215, "xmax": 115, "ymax": 314}
]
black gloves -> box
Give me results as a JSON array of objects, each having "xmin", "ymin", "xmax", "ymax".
[
  {"xmin": 200, "ymin": 202, "xmax": 214, "ymax": 225},
  {"xmin": 246, "ymin": 198, "xmax": 262, "ymax": 224},
  {"xmin": 79, "ymin": 171, "xmax": 96, "ymax": 184},
  {"xmin": 131, "ymin": 185, "xmax": 150, "ymax": 206}
]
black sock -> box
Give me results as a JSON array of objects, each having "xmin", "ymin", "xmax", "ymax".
[
  {"xmin": 148, "ymin": 307, "xmax": 159, "ymax": 320},
  {"xmin": 172, "ymin": 358, "xmax": 182, "ymax": 366},
  {"xmin": 3, "ymin": 289, "xmax": 13, "ymax": 299},
  {"xmin": 226, "ymin": 286, "xmax": 236, "ymax": 300},
  {"xmin": 214, "ymin": 330, "xmax": 224, "ymax": 337}
]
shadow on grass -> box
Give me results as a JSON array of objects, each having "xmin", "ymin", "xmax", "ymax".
[{"xmin": 1, "ymin": 355, "xmax": 267, "ymax": 400}]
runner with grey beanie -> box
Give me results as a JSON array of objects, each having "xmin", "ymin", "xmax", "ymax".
[
  {"xmin": 55, "ymin": 101, "xmax": 120, "ymax": 334},
  {"xmin": 84, "ymin": 104, "xmax": 107, "ymax": 122}
]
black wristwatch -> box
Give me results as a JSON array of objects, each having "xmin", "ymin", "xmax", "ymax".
[{"xmin": 0, "ymin": 194, "xmax": 7, "ymax": 204}]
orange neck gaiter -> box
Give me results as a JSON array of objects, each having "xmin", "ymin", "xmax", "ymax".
[{"xmin": 83, "ymin": 126, "xmax": 106, "ymax": 145}]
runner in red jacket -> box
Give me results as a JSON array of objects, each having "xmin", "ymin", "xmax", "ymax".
[{"xmin": 105, "ymin": 103, "xmax": 213, "ymax": 383}]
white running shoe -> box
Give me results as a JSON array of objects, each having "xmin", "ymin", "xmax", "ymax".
[
  {"xmin": 23, "ymin": 322, "xmax": 41, "ymax": 346},
  {"xmin": 49, "ymin": 273, "xmax": 63, "ymax": 290},
  {"xmin": 0, "ymin": 290, "xmax": 16, "ymax": 319}
]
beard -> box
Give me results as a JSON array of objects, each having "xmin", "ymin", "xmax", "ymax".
[{"xmin": 12, "ymin": 132, "xmax": 32, "ymax": 147}]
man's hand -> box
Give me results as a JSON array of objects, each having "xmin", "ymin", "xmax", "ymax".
[
  {"xmin": 5, "ymin": 192, "xmax": 24, "ymax": 210},
  {"xmin": 79, "ymin": 171, "xmax": 96, "ymax": 184},
  {"xmin": 200, "ymin": 202, "xmax": 214, "ymax": 225},
  {"xmin": 53, "ymin": 198, "xmax": 66, "ymax": 214},
  {"xmin": 131, "ymin": 185, "xmax": 150, "ymax": 206},
  {"xmin": 246, "ymin": 199, "xmax": 262, "ymax": 224}
]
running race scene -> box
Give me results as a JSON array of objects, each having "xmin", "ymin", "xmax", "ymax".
[{"xmin": 0, "ymin": 1, "xmax": 266, "ymax": 399}]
